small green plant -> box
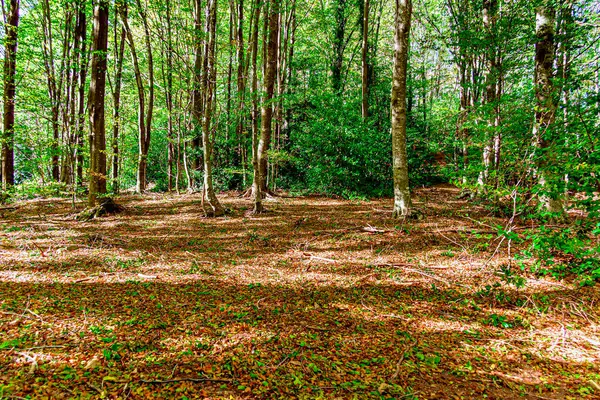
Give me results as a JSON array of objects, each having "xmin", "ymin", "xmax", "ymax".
[{"xmin": 486, "ymin": 313, "xmax": 513, "ymax": 329}]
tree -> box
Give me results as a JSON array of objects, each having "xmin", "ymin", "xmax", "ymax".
[
  {"xmin": 111, "ymin": 2, "xmax": 127, "ymax": 194},
  {"xmin": 391, "ymin": 0, "xmax": 412, "ymax": 218},
  {"xmin": 200, "ymin": 0, "xmax": 225, "ymax": 217},
  {"xmin": 88, "ymin": 0, "xmax": 109, "ymax": 207},
  {"xmin": 532, "ymin": 2, "xmax": 563, "ymax": 213},
  {"xmin": 2, "ymin": 0, "xmax": 20, "ymax": 190},
  {"xmin": 361, "ymin": 0, "xmax": 370, "ymax": 120},
  {"xmin": 252, "ymin": 0, "xmax": 280, "ymax": 214},
  {"xmin": 331, "ymin": 0, "xmax": 347, "ymax": 93}
]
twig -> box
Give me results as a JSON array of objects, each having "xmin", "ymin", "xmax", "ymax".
[
  {"xmin": 361, "ymin": 225, "xmax": 387, "ymax": 234},
  {"xmin": 352, "ymin": 273, "xmax": 381, "ymax": 285},
  {"xmin": 303, "ymin": 324, "xmax": 329, "ymax": 332},
  {"xmin": 140, "ymin": 377, "xmax": 232, "ymax": 384},
  {"xmin": 86, "ymin": 383, "xmax": 104, "ymax": 395},
  {"xmin": 393, "ymin": 266, "xmax": 452, "ymax": 284},
  {"xmin": 137, "ymin": 274, "xmax": 159, "ymax": 279},
  {"xmin": 31, "ymin": 242, "xmax": 47, "ymax": 257},
  {"xmin": 302, "ymin": 253, "xmax": 336, "ymax": 263},
  {"xmin": 24, "ymin": 345, "xmax": 70, "ymax": 350}
]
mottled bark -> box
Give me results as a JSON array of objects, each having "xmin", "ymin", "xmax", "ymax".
[
  {"xmin": 391, "ymin": 0, "xmax": 412, "ymax": 218},
  {"xmin": 533, "ymin": 4, "xmax": 563, "ymax": 213}
]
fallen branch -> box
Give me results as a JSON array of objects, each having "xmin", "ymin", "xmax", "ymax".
[
  {"xmin": 302, "ymin": 253, "xmax": 336, "ymax": 263},
  {"xmin": 140, "ymin": 377, "xmax": 232, "ymax": 384},
  {"xmin": 391, "ymin": 265, "xmax": 455, "ymax": 286},
  {"xmin": 303, "ymin": 324, "xmax": 330, "ymax": 332},
  {"xmin": 138, "ymin": 274, "xmax": 159, "ymax": 279},
  {"xmin": 361, "ymin": 225, "xmax": 387, "ymax": 234}
]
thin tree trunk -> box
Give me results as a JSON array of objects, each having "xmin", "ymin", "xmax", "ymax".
[
  {"xmin": 391, "ymin": 0, "xmax": 412, "ymax": 218},
  {"xmin": 134, "ymin": 0, "xmax": 154, "ymax": 193},
  {"xmin": 361, "ymin": 0, "xmax": 370, "ymax": 120},
  {"xmin": 250, "ymin": 0, "xmax": 262, "ymax": 206},
  {"xmin": 40, "ymin": 0, "xmax": 61, "ymax": 182},
  {"xmin": 165, "ymin": 0, "xmax": 175, "ymax": 191},
  {"xmin": 201, "ymin": 0, "xmax": 225, "ymax": 216},
  {"xmin": 477, "ymin": 0, "xmax": 498, "ymax": 191},
  {"xmin": 112, "ymin": 3, "xmax": 127, "ymax": 194},
  {"xmin": 88, "ymin": 0, "xmax": 109, "ymax": 207},
  {"xmin": 75, "ymin": 0, "xmax": 88, "ymax": 187},
  {"xmin": 191, "ymin": 0, "xmax": 205, "ymax": 189},
  {"xmin": 235, "ymin": 0, "xmax": 246, "ymax": 183},
  {"xmin": 2, "ymin": 0, "xmax": 20, "ymax": 189},
  {"xmin": 332, "ymin": 0, "xmax": 346, "ymax": 93},
  {"xmin": 253, "ymin": 0, "xmax": 279, "ymax": 213}
]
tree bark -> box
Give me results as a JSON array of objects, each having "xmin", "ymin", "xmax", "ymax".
[
  {"xmin": 112, "ymin": 3, "xmax": 127, "ymax": 194},
  {"xmin": 532, "ymin": 3, "xmax": 563, "ymax": 213},
  {"xmin": 391, "ymin": 0, "xmax": 412, "ymax": 218},
  {"xmin": 250, "ymin": 0, "xmax": 262, "ymax": 209},
  {"xmin": 134, "ymin": 0, "xmax": 154, "ymax": 193},
  {"xmin": 361, "ymin": 0, "xmax": 370, "ymax": 120},
  {"xmin": 477, "ymin": 0, "xmax": 498, "ymax": 191},
  {"xmin": 2, "ymin": 0, "xmax": 19, "ymax": 189},
  {"xmin": 332, "ymin": 0, "xmax": 346, "ymax": 93},
  {"xmin": 40, "ymin": 0, "xmax": 62, "ymax": 182},
  {"xmin": 191, "ymin": 0, "xmax": 205, "ymax": 190},
  {"xmin": 253, "ymin": 0, "xmax": 279, "ymax": 213},
  {"xmin": 235, "ymin": 0, "xmax": 247, "ymax": 184},
  {"xmin": 201, "ymin": 0, "xmax": 225, "ymax": 217},
  {"xmin": 75, "ymin": 1, "xmax": 88, "ymax": 187},
  {"xmin": 165, "ymin": 0, "xmax": 175, "ymax": 192},
  {"xmin": 88, "ymin": 0, "xmax": 109, "ymax": 207}
]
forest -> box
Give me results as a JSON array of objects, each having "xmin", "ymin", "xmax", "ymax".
[{"xmin": 0, "ymin": 0, "xmax": 599, "ymax": 398}]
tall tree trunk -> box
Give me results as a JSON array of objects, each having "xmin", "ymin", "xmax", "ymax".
[
  {"xmin": 40, "ymin": 0, "xmax": 62, "ymax": 182},
  {"xmin": 235, "ymin": 0, "xmax": 246, "ymax": 184},
  {"xmin": 532, "ymin": 3, "xmax": 562, "ymax": 213},
  {"xmin": 250, "ymin": 0, "xmax": 262, "ymax": 206},
  {"xmin": 391, "ymin": 0, "xmax": 412, "ymax": 218},
  {"xmin": 2, "ymin": 0, "xmax": 20, "ymax": 190},
  {"xmin": 134, "ymin": 0, "xmax": 154, "ymax": 193},
  {"xmin": 75, "ymin": 1, "xmax": 88, "ymax": 187},
  {"xmin": 191, "ymin": 0, "xmax": 205, "ymax": 189},
  {"xmin": 201, "ymin": 0, "xmax": 225, "ymax": 217},
  {"xmin": 361, "ymin": 0, "xmax": 370, "ymax": 120},
  {"xmin": 88, "ymin": 0, "xmax": 109, "ymax": 207},
  {"xmin": 112, "ymin": 3, "xmax": 127, "ymax": 194},
  {"xmin": 253, "ymin": 0, "xmax": 279, "ymax": 213},
  {"xmin": 332, "ymin": 0, "xmax": 346, "ymax": 93},
  {"xmin": 165, "ymin": 0, "xmax": 175, "ymax": 192},
  {"xmin": 477, "ymin": 0, "xmax": 498, "ymax": 191}
]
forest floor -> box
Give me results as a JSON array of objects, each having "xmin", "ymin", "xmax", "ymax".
[{"xmin": 0, "ymin": 184, "xmax": 598, "ymax": 399}]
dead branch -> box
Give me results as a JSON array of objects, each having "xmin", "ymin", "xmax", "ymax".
[
  {"xmin": 302, "ymin": 253, "xmax": 336, "ymax": 263},
  {"xmin": 140, "ymin": 377, "xmax": 232, "ymax": 384}
]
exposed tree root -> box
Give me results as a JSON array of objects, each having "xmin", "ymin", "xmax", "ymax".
[{"xmin": 76, "ymin": 198, "xmax": 124, "ymax": 221}]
